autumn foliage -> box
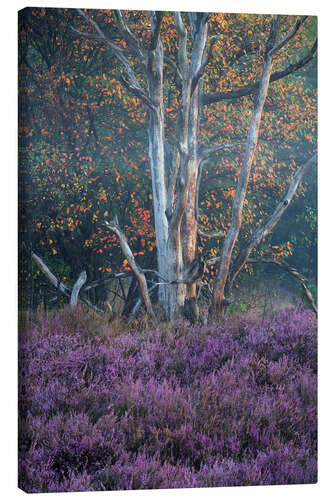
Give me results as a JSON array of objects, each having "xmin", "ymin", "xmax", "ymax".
[{"xmin": 18, "ymin": 9, "xmax": 317, "ymax": 312}]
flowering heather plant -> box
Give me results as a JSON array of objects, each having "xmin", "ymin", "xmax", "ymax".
[{"xmin": 18, "ymin": 307, "xmax": 317, "ymax": 492}]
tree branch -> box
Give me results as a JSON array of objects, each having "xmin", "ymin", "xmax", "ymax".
[
  {"xmin": 74, "ymin": 8, "xmax": 109, "ymax": 40},
  {"xmin": 127, "ymin": 283, "xmax": 158, "ymax": 323},
  {"xmin": 247, "ymin": 258, "xmax": 317, "ymax": 315},
  {"xmin": 28, "ymin": 248, "xmax": 104, "ymax": 314},
  {"xmin": 211, "ymin": 15, "xmax": 281, "ymax": 314},
  {"xmin": 191, "ymin": 35, "xmax": 218, "ymax": 96},
  {"xmin": 270, "ymin": 16, "xmax": 308, "ymax": 55},
  {"xmin": 119, "ymin": 74, "xmax": 156, "ymax": 111},
  {"xmin": 82, "ymin": 272, "xmax": 131, "ymax": 292},
  {"xmin": 103, "ymin": 218, "xmax": 155, "ymax": 317},
  {"xmin": 164, "ymin": 55, "xmax": 183, "ymax": 81},
  {"xmin": 173, "ymin": 12, "xmax": 189, "ymax": 77},
  {"xmin": 202, "ymin": 39, "xmax": 317, "ymax": 106},
  {"xmin": 73, "ymin": 9, "xmax": 147, "ymax": 98},
  {"xmin": 198, "ymin": 141, "xmax": 244, "ymax": 162},
  {"xmin": 70, "ymin": 271, "xmax": 87, "ymax": 307},
  {"xmin": 198, "ymin": 228, "xmax": 225, "ymax": 240},
  {"xmin": 228, "ymin": 153, "xmax": 317, "ymax": 286},
  {"xmin": 112, "ymin": 10, "xmax": 146, "ymax": 64}
]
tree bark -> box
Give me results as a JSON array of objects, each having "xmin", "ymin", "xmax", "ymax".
[
  {"xmin": 226, "ymin": 154, "xmax": 317, "ymax": 293},
  {"xmin": 72, "ymin": 12, "xmax": 316, "ymax": 322},
  {"xmin": 103, "ymin": 219, "xmax": 154, "ymax": 317},
  {"xmin": 212, "ymin": 16, "xmax": 281, "ymax": 317},
  {"xmin": 180, "ymin": 14, "xmax": 209, "ymax": 311},
  {"xmin": 70, "ymin": 271, "xmax": 87, "ymax": 307}
]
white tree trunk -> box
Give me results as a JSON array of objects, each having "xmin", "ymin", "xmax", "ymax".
[
  {"xmin": 212, "ymin": 16, "xmax": 280, "ymax": 316},
  {"xmin": 72, "ymin": 12, "xmax": 316, "ymax": 321}
]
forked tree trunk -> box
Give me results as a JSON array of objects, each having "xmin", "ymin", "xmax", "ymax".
[
  {"xmin": 72, "ymin": 11, "xmax": 316, "ymax": 321},
  {"xmin": 146, "ymin": 13, "xmax": 187, "ymax": 319},
  {"xmin": 148, "ymin": 12, "xmax": 209, "ymax": 319}
]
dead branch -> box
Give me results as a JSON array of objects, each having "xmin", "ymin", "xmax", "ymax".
[
  {"xmin": 103, "ymin": 218, "xmax": 155, "ymax": 317},
  {"xmin": 29, "ymin": 249, "xmax": 104, "ymax": 314},
  {"xmin": 228, "ymin": 153, "xmax": 317, "ymax": 286},
  {"xmin": 247, "ymin": 258, "xmax": 317, "ymax": 315},
  {"xmin": 70, "ymin": 271, "xmax": 87, "ymax": 307},
  {"xmin": 202, "ymin": 39, "xmax": 317, "ymax": 106},
  {"xmin": 198, "ymin": 141, "xmax": 244, "ymax": 162},
  {"xmin": 198, "ymin": 228, "xmax": 225, "ymax": 240}
]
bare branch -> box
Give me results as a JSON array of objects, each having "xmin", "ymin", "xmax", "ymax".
[
  {"xmin": 206, "ymin": 257, "xmax": 218, "ymax": 267},
  {"xmin": 191, "ymin": 35, "xmax": 218, "ymax": 95},
  {"xmin": 206, "ymin": 255, "xmax": 317, "ymax": 315},
  {"xmin": 73, "ymin": 9, "xmax": 129, "ymax": 56},
  {"xmin": 198, "ymin": 141, "xmax": 244, "ymax": 162},
  {"xmin": 266, "ymin": 38, "xmax": 317, "ymax": 82},
  {"xmin": 70, "ymin": 27, "xmax": 103, "ymax": 41},
  {"xmin": 76, "ymin": 8, "xmax": 108, "ymax": 39},
  {"xmin": 198, "ymin": 228, "xmax": 225, "ymax": 240},
  {"xmin": 73, "ymin": 8, "xmax": 146, "ymax": 98},
  {"xmin": 211, "ymin": 15, "xmax": 281, "ymax": 314},
  {"xmin": 164, "ymin": 55, "xmax": 183, "ymax": 81},
  {"xmin": 30, "ymin": 250, "xmax": 71, "ymax": 296},
  {"xmin": 29, "ymin": 248, "xmax": 104, "ymax": 314},
  {"xmin": 202, "ymin": 39, "xmax": 317, "ymax": 106},
  {"xmin": 247, "ymin": 258, "xmax": 317, "ymax": 315},
  {"xmin": 82, "ymin": 272, "xmax": 131, "ymax": 291},
  {"xmin": 70, "ymin": 271, "xmax": 87, "ymax": 307},
  {"xmin": 228, "ymin": 153, "xmax": 317, "ymax": 286},
  {"xmin": 128, "ymin": 283, "xmax": 158, "ymax": 323},
  {"xmin": 270, "ymin": 16, "xmax": 308, "ymax": 55},
  {"xmin": 112, "ymin": 10, "xmax": 146, "ymax": 64},
  {"xmin": 119, "ymin": 74, "xmax": 156, "ymax": 111},
  {"xmin": 103, "ymin": 219, "xmax": 155, "ymax": 317}
]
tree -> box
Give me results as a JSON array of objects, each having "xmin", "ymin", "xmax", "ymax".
[
  {"xmin": 19, "ymin": 9, "xmax": 317, "ymax": 319},
  {"xmin": 71, "ymin": 10, "xmax": 316, "ymax": 319}
]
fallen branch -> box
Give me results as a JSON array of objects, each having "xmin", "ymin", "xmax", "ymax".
[
  {"xmin": 247, "ymin": 258, "xmax": 317, "ymax": 315},
  {"xmin": 28, "ymin": 248, "xmax": 104, "ymax": 315},
  {"xmin": 70, "ymin": 271, "xmax": 87, "ymax": 307},
  {"xmin": 103, "ymin": 218, "xmax": 155, "ymax": 318},
  {"xmin": 205, "ymin": 255, "xmax": 317, "ymax": 315},
  {"xmin": 82, "ymin": 271, "xmax": 131, "ymax": 292},
  {"xmin": 128, "ymin": 283, "xmax": 159, "ymax": 323}
]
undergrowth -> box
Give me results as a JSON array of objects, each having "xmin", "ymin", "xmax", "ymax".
[{"xmin": 18, "ymin": 306, "xmax": 317, "ymax": 492}]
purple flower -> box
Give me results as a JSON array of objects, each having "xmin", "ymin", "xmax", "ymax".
[{"xmin": 19, "ymin": 308, "xmax": 317, "ymax": 492}]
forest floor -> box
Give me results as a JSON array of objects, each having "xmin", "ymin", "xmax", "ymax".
[{"xmin": 18, "ymin": 306, "xmax": 317, "ymax": 492}]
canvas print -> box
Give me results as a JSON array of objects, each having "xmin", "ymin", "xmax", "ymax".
[{"xmin": 18, "ymin": 7, "xmax": 317, "ymax": 493}]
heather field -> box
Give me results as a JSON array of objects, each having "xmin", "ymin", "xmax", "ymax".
[{"xmin": 18, "ymin": 308, "xmax": 317, "ymax": 493}]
